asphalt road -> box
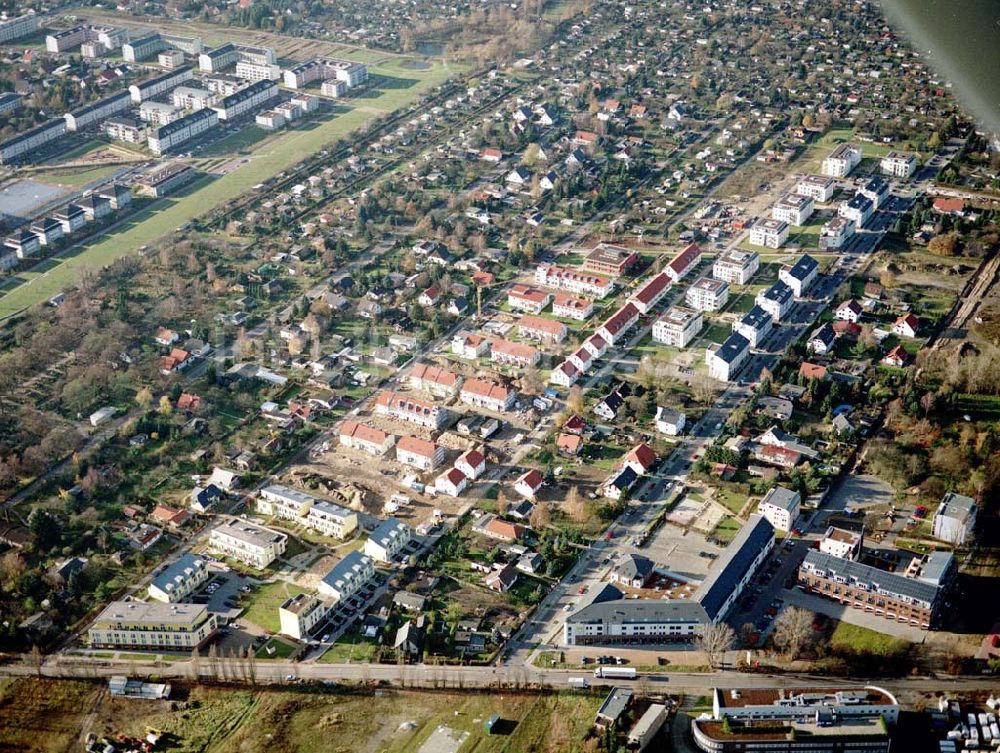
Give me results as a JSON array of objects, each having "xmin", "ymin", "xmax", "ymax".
[{"xmin": 9, "ymin": 655, "xmax": 999, "ymax": 698}]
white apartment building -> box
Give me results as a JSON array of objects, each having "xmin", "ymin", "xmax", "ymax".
[
  {"xmin": 859, "ymin": 176, "xmax": 890, "ymax": 210},
  {"xmin": 749, "ymin": 218, "xmax": 789, "ymax": 249},
  {"xmin": 839, "ymin": 193, "xmax": 874, "ymax": 227},
  {"xmin": 685, "ymin": 277, "xmax": 729, "ymax": 312},
  {"xmin": 139, "ymin": 101, "xmax": 181, "ymax": 126},
  {"xmin": 148, "ymin": 108, "xmax": 218, "ymax": 156},
  {"xmin": 755, "ymin": 281, "xmax": 794, "ymax": 321},
  {"xmin": 733, "ymin": 305, "xmax": 773, "ymax": 347},
  {"xmin": 652, "ymin": 306, "xmax": 703, "ymax": 348},
  {"xmin": 318, "ymin": 550, "xmax": 375, "ymax": 601},
  {"xmin": 89, "ymin": 601, "xmax": 217, "ymax": 650},
  {"xmin": 0, "ymin": 118, "xmax": 67, "ymax": 165},
  {"xmin": 64, "ymin": 91, "xmax": 132, "ymax": 131},
  {"xmin": 706, "ymin": 333, "xmax": 750, "ymax": 382},
  {"xmin": 796, "ymin": 175, "xmax": 836, "ymax": 203},
  {"xmin": 932, "ymin": 492, "xmax": 977, "ymax": 546},
  {"xmin": 819, "ymin": 216, "xmax": 855, "ymax": 250},
  {"xmin": 772, "ymin": 193, "xmax": 814, "ymax": 226},
  {"xmin": 819, "ymin": 527, "xmax": 863, "ymax": 560},
  {"xmin": 395, "ymin": 435, "xmax": 445, "ymax": 471},
  {"xmin": 778, "ymin": 254, "xmax": 819, "ymax": 297},
  {"xmin": 172, "ymin": 85, "xmax": 215, "ymax": 111},
  {"xmin": 712, "ymin": 249, "xmax": 759, "ymax": 285},
  {"xmin": 212, "ymin": 80, "xmax": 278, "ymax": 121},
  {"xmin": 534, "ymin": 263, "xmax": 614, "ymax": 299},
  {"xmin": 364, "ymin": 517, "xmax": 413, "ymax": 563},
  {"xmin": 148, "ymin": 553, "xmax": 209, "ymax": 603},
  {"xmin": 209, "ymin": 519, "xmax": 288, "ymax": 569},
  {"xmin": 46, "ymin": 26, "xmax": 88, "ymax": 53},
  {"xmin": 0, "ymin": 14, "xmax": 40, "ymax": 44},
  {"xmin": 129, "ymin": 67, "xmax": 195, "ymax": 103},
  {"xmin": 374, "ymin": 390, "xmax": 447, "ymax": 429},
  {"xmin": 881, "ymin": 151, "xmax": 917, "ymax": 179},
  {"xmin": 278, "ymin": 593, "xmax": 329, "ymax": 640},
  {"xmin": 821, "ymin": 143, "xmax": 862, "ymax": 178},
  {"xmin": 236, "ymin": 60, "xmax": 281, "ymax": 82},
  {"xmin": 283, "ymin": 58, "xmax": 368, "ymax": 89},
  {"xmin": 256, "ymin": 484, "xmax": 359, "ymax": 540},
  {"xmin": 757, "ymin": 486, "xmax": 801, "ymax": 532}
]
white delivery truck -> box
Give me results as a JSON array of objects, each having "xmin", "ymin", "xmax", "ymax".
[
  {"xmin": 593, "ymin": 667, "xmax": 637, "ymax": 679},
  {"xmin": 567, "ymin": 677, "xmax": 590, "ymax": 688}
]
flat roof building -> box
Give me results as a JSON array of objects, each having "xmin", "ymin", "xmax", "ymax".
[
  {"xmin": 89, "ymin": 601, "xmax": 217, "ymax": 649},
  {"xmin": 209, "ymin": 519, "xmax": 287, "ymax": 569}
]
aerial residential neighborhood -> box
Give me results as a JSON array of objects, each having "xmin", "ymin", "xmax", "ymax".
[{"xmin": 0, "ymin": 0, "xmax": 998, "ymax": 751}]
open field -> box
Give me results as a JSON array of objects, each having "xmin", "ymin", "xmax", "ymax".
[
  {"xmin": 829, "ymin": 620, "xmax": 910, "ymax": 656},
  {"xmin": 28, "ymin": 164, "xmax": 125, "ymax": 188},
  {"xmin": 0, "ymin": 57, "xmax": 457, "ymax": 319},
  {"xmin": 78, "ymin": 9, "xmax": 437, "ymax": 62},
  {"xmin": 241, "ymin": 580, "xmax": 300, "ymax": 634},
  {"xmin": 0, "ymin": 678, "xmax": 604, "ymax": 753}
]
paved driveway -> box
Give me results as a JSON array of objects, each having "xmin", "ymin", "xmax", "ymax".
[{"xmin": 824, "ymin": 474, "xmax": 894, "ymax": 514}]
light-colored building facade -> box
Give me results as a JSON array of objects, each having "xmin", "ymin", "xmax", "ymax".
[
  {"xmin": 881, "ymin": 151, "xmax": 917, "ymax": 179},
  {"xmin": 772, "ymin": 193, "xmax": 814, "ymax": 226},
  {"xmin": 733, "ymin": 305, "xmax": 773, "ymax": 348},
  {"xmin": 796, "ymin": 174, "xmax": 836, "ymax": 202},
  {"xmin": 278, "ymin": 593, "xmax": 329, "ymax": 640},
  {"xmin": 89, "ymin": 601, "xmax": 217, "ymax": 649},
  {"xmin": 256, "ymin": 484, "xmax": 359, "ymax": 540},
  {"xmin": 209, "ymin": 519, "xmax": 288, "ymax": 568},
  {"xmin": 757, "ymin": 486, "xmax": 801, "ymax": 532},
  {"xmin": 749, "ymin": 218, "xmax": 789, "ymax": 249},
  {"xmin": 712, "ymin": 249, "xmax": 759, "ymax": 285},
  {"xmin": 318, "ymin": 550, "xmax": 375, "ymax": 601},
  {"xmin": 652, "ymin": 306, "xmax": 703, "ymax": 348},
  {"xmin": 821, "ymin": 143, "xmax": 862, "ymax": 178},
  {"xmin": 685, "ymin": 277, "xmax": 729, "ymax": 312},
  {"xmin": 148, "ymin": 553, "xmax": 209, "ymax": 603},
  {"xmin": 364, "ymin": 517, "xmax": 413, "ymax": 563},
  {"xmin": 932, "ymin": 492, "xmax": 977, "ymax": 546},
  {"xmin": 706, "ymin": 333, "xmax": 750, "ymax": 382}
]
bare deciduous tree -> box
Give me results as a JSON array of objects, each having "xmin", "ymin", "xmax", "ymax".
[
  {"xmin": 772, "ymin": 606, "xmax": 815, "ymax": 659},
  {"xmin": 697, "ymin": 623, "xmax": 735, "ymax": 668}
]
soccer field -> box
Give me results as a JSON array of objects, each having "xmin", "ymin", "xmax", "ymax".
[{"xmin": 0, "ymin": 59, "xmax": 457, "ymax": 320}]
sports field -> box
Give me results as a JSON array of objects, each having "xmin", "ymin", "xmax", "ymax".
[{"xmin": 0, "ymin": 57, "xmax": 457, "ymax": 319}]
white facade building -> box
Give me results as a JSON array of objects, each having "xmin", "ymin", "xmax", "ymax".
[
  {"xmin": 772, "ymin": 193, "xmax": 814, "ymax": 226},
  {"xmin": 706, "ymin": 333, "xmax": 750, "ymax": 382},
  {"xmin": 881, "ymin": 151, "xmax": 917, "ymax": 179},
  {"xmin": 821, "ymin": 143, "xmax": 862, "ymax": 178},
  {"xmin": 209, "ymin": 519, "xmax": 287, "ymax": 568},
  {"xmin": 652, "ymin": 306, "xmax": 703, "ymax": 348},
  {"xmin": 712, "ymin": 249, "xmax": 759, "ymax": 285},
  {"xmin": 749, "ymin": 218, "xmax": 789, "ymax": 249},
  {"xmin": 685, "ymin": 277, "xmax": 729, "ymax": 312},
  {"xmin": 364, "ymin": 517, "xmax": 413, "ymax": 563}
]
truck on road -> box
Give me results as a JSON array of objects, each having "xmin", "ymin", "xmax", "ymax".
[
  {"xmin": 567, "ymin": 677, "xmax": 590, "ymax": 688},
  {"xmin": 593, "ymin": 667, "xmax": 637, "ymax": 679}
]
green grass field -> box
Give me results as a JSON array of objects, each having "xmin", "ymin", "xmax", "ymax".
[
  {"xmin": 29, "ymin": 164, "xmax": 124, "ymax": 188},
  {"xmin": 829, "ymin": 621, "xmax": 910, "ymax": 656},
  {"xmin": 241, "ymin": 580, "xmax": 299, "ymax": 634},
  {"xmin": 0, "ymin": 58, "xmax": 459, "ymax": 319}
]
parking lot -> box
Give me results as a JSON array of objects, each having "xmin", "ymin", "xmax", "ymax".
[{"xmin": 189, "ymin": 566, "xmax": 252, "ymax": 622}]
